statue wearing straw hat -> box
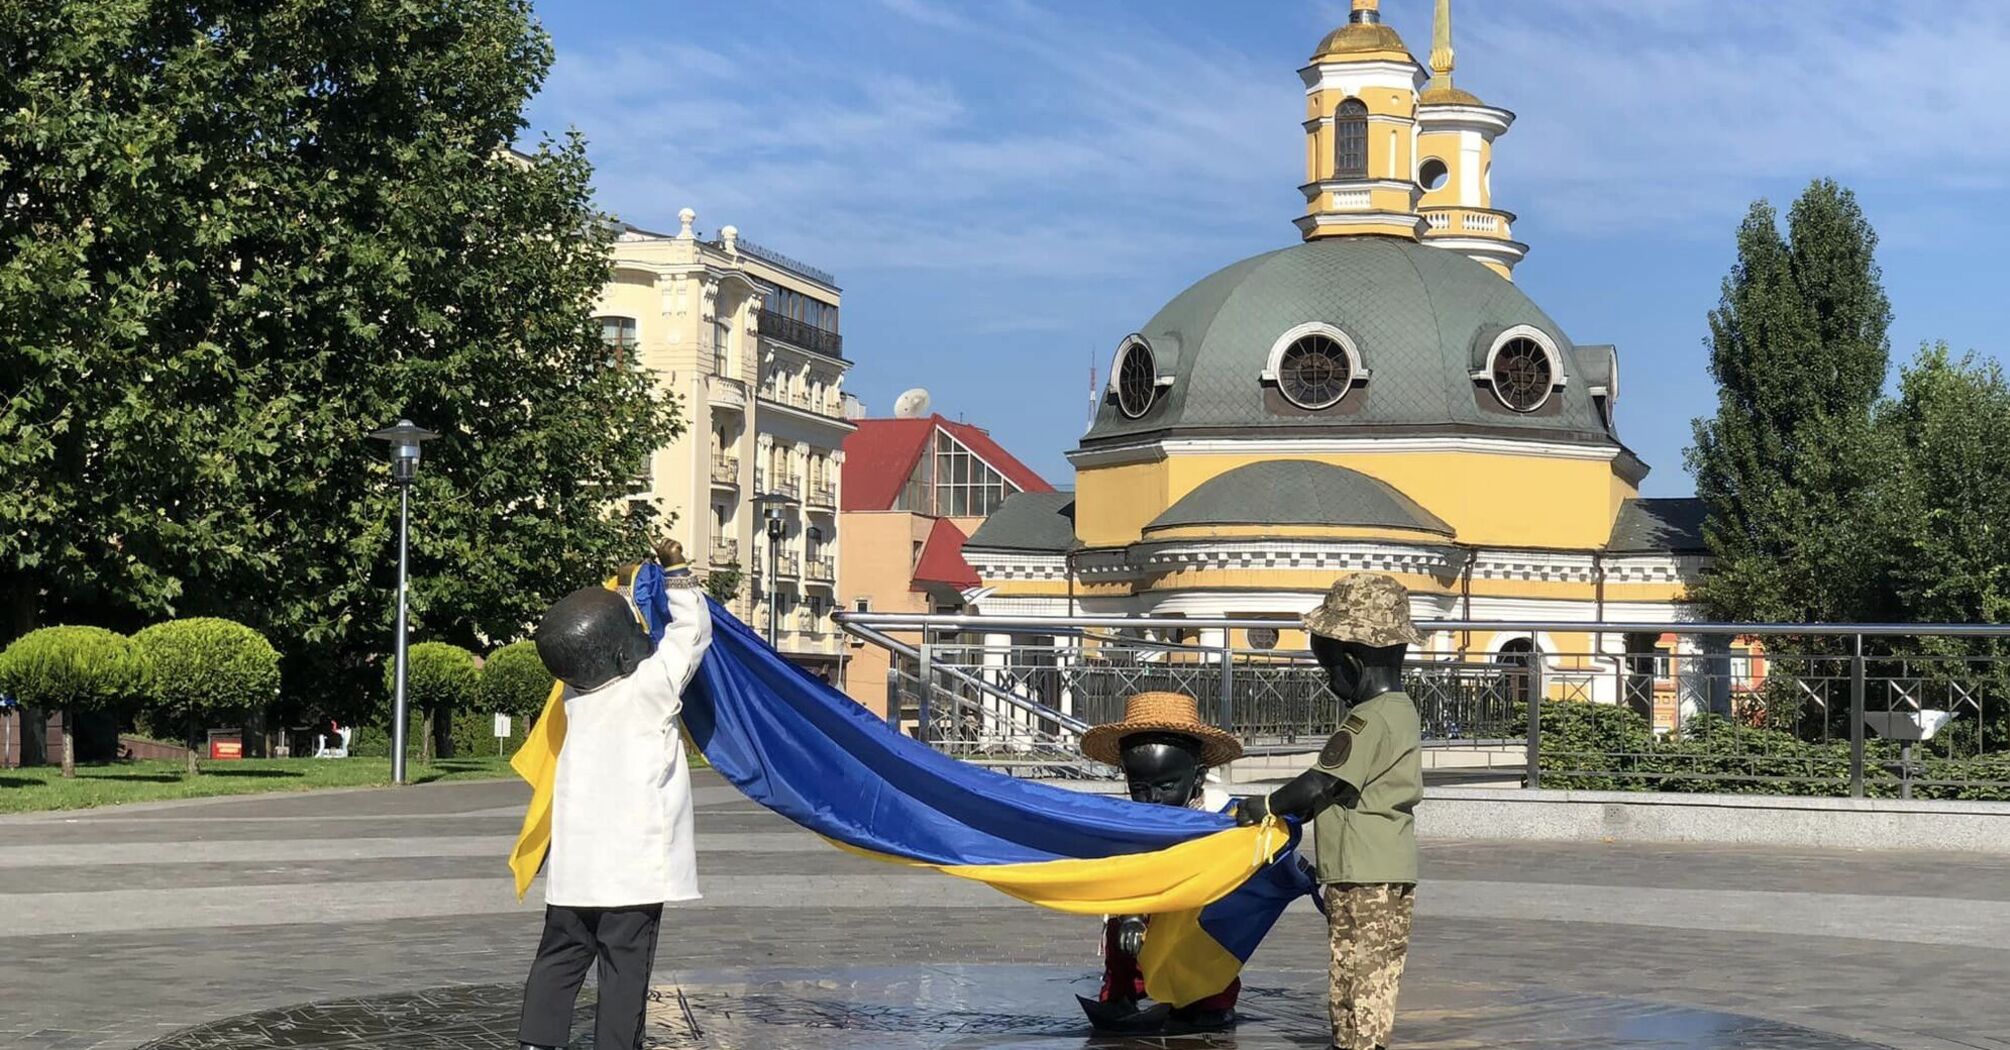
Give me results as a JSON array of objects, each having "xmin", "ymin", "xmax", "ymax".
[
  {"xmin": 1075, "ymin": 690, "xmax": 1244, "ymax": 1035},
  {"xmin": 1234, "ymin": 572, "xmax": 1424, "ymax": 1050}
]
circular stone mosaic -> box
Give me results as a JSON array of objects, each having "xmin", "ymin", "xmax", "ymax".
[{"xmin": 134, "ymin": 964, "xmax": 1896, "ymax": 1050}]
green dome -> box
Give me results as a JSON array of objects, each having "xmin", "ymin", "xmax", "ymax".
[
  {"xmin": 1084, "ymin": 237, "xmax": 1618, "ymax": 449},
  {"xmin": 1146, "ymin": 461, "xmax": 1452, "ymax": 536}
]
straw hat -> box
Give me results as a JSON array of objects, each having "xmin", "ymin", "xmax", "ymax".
[{"xmin": 1080, "ymin": 691, "xmax": 1244, "ymax": 768}]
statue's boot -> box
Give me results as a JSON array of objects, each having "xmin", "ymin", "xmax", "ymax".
[
  {"xmin": 1165, "ymin": 1003, "xmax": 1237, "ymax": 1033},
  {"xmin": 1076, "ymin": 994, "xmax": 1171, "ymax": 1034}
]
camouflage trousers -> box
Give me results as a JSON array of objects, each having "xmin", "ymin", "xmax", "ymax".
[{"xmin": 1325, "ymin": 882, "xmax": 1415, "ymax": 1050}]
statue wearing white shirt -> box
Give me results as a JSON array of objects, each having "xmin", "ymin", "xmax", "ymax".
[{"xmin": 517, "ymin": 551, "xmax": 712, "ymax": 1050}]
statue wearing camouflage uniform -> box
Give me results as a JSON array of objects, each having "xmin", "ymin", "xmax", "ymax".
[{"xmin": 1236, "ymin": 573, "xmax": 1423, "ymax": 1050}]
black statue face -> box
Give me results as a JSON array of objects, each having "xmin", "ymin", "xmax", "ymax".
[
  {"xmin": 1118, "ymin": 731, "xmax": 1206, "ymax": 807},
  {"xmin": 534, "ymin": 587, "xmax": 653, "ymax": 692},
  {"xmin": 1310, "ymin": 634, "xmax": 1406, "ymax": 704}
]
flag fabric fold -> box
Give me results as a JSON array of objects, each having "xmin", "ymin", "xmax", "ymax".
[{"xmin": 512, "ymin": 598, "xmax": 1316, "ymax": 1005}]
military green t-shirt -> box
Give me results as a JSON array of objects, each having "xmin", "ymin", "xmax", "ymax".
[{"xmin": 1310, "ymin": 691, "xmax": 1422, "ymax": 885}]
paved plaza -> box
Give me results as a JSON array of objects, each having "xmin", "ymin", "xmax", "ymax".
[{"xmin": 6, "ymin": 774, "xmax": 2010, "ymax": 1049}]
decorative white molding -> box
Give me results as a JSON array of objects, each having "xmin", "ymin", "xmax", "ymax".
[
  {"xmin": 1068, "ymin": 434, "xmax": 1622, "ymax": 468},
  {"xmin": 1260, "ymin": 321, "xmax": 1369, "ymax": 407}
]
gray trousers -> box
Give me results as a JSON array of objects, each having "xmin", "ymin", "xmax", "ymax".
[{"xmin": 518, "ymin": 903, "xmax": 663, "ymax": 1049}]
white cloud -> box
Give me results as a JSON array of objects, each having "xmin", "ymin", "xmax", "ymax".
[{"xmin": 1427, "ymin": 0, "xmax": 2010, "ymax": 237}]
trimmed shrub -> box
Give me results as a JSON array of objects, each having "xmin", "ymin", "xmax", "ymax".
[
  {"xmin": 0, "ymin": 626, "xmax": 147, "ymax": 777},
  {"xmin": 479, "ymin": 641, "xmax": 555, "ymax": 720},
  {"xmin": 132, "ymin": 618, "xmax": 281, "ymax": 774},
  {"xmin": 382, "ymin": 642, "xmax": 479, "ymax": 762}
]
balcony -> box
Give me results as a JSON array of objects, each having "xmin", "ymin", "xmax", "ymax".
[
  {"xmin": 807, "ymin": 481, "xmax": 838, "ymax": 509},
  {"xmin": 1421, "ymin": 206, "xmax": 1514, "ymax": 240},
  {"xmin": 758, "ymin": 308, "xmax": 845, "ymax": 359},
  {"xmin": 707, "ymin": 374, "xmax": 748, "ymax": 410},
  {"xmin": 774, "ymin": 553, "xmax": 801, "ymax": 579},
  {"xmin": 710, "ymin": 455, "xmax": 739, "ymax": 487},
  {"xmin": 806, "ymin": 557, "xmax": 835, "ymax": 584},
  {"xmin": 757, "ymin": 472, "xmax": 801, "ymax": 500},
  {"xmin": 710, "ymin": 539, "xmax": 739, "ymax": 566}
]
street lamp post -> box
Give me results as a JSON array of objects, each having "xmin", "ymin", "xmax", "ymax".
[
  {"xmin": 368, "ymin": 418, "xmax": 437, "ymax": 786},
  {"xmin": 752, "ymin": 493, "xmax": 789, "ymax": 647}
]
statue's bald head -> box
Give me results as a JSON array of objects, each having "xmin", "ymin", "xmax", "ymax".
[{"xmin": 535, "ymin": 587, "xmax": 653, "ymax": 692}]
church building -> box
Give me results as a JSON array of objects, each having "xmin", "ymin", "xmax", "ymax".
[{"xmin": 962, "ymin": 0, "xmax": 1723, "ymax": 726}]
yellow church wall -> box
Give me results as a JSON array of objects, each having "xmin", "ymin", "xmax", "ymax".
[
  {"xmin": 1103, "ymin": 452, "xmax": 1624, "ymax": 549},
  {"xmin": 1075, "ymin": 459, "xmax": 1171, "ymax": 546}
]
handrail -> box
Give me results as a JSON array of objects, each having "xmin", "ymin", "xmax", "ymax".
[
  {"xmin": 842, "ymin": 619, "xmax": 1094, "ymax": 735},
  {"xmin": 835, "ymin": 612, "xmax": 2010, "ymax": 639}
]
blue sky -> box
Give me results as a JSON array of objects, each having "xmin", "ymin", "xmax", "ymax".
[{"xmin": 523, "ymin": 1, "xmax": 2010, "ymax": 498}]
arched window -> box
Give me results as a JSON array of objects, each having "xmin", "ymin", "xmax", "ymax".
[
  {"xmin": 1335, "ymin": 99, "xmax": 1369, "ymax": 177},
  {"xmin": 1497, "ymin": 637, "xmax": 1540, "ymax": 706}
]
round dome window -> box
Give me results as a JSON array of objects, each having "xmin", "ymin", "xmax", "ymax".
[
  {"xmin": 1278, "ymin": 334, "xmax": 1354, "ymax": 410},
  {"xmin": 1491, "ymin": 336, "xmax": 1555, "ymax": 412},
  {"xmin": 1116, "ymin": 338, "xmax": 1159, "ymax": 419}
]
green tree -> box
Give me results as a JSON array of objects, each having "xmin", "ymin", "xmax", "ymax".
[
  {"xmin": 0, "ymin": 626, "xmax": 146, "ymax": 777},
  {"xmin": 1688, "ymin": 179, "xmax": 1893, "ymax": 625},
  {"xmin": 384, "ymin": 641, "xmax": 478, "ymax": 763},
  {"xmin": 1871, "ymin": 345, "xmax": 2010, "ymax": 744},
  {"xmin": 0, "ymin": 2, "xmax": 679, "ymax": 724},
  {"xmin": 703, "ymin": 565, "xmax": 743, "ymax": 606},
  {"xmin": 478, "ymin": 640, "xmax": 554, "ymax": 720},
  {"xmin": 132, "ymin": 617, "xmax": 280, "ymax": 774}
]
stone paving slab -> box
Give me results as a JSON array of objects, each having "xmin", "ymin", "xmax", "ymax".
[{"xmin": 9, "ymin": 774, "xmax": 2010, "ymax": 1049}]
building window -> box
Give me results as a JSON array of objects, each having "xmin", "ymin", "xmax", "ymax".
[
  {"xmin": 1113, "ymin": 336, "xmax": 1159, "ymax": 420},
  {"xmin": 892, "ymin": 429, "xmax": 1022, "ymax": 518},
  {"xmin": 1335, "ymin": 99, "xmax": 1368, "ymax": 177},
  {"xmin": 597, "ymin": 316, "xmax": 638, "ymax": 370},
  {"xmin": 712, "ymin": 317, "xmax": 730, "ymax": 376},
  {"xmin": 1247, "ymin": 627, "xmax": 1280, "ymax": 651},
  {"xmin": 1263, "ymin": 322, "xmax": 1363, "ymax": 409},
  {"xmin": 1277, "ymin": 334, "xmax": 1354, "ymax": 409},
  {"xmin": 1497, "ymin": 637, "xmax": 1540, "ymax": 705},
  {"xmin": 1484, "ymin": 328, "xmax": 1562, "ymax": 412},
  {"xmin": 1418, "ymin": 157, "xmax": 1449, "ymax": 191},
  {"xmin": 853, "ymin": 596, "xmax": 871, "ymax": 614}
]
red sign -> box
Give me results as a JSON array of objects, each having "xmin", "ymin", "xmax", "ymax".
[{"xmin": 209, "ymin": 739, "xmax": 244, "ymax": 761}]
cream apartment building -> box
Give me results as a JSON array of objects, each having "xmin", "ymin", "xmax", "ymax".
[{"xmin": 594, "ymin": 208, "xmax": 854, "ymax": 679}]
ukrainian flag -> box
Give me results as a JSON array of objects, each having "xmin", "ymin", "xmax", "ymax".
[{"xmin": 511, "ymin": 600, "xmax": 1316, "ymax": 1006}]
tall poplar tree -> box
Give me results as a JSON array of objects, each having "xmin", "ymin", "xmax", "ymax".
[
  {"xmin": 1, "ymin": 1, "xmax": 678, "ymax": 719},
  {"xmin": 1688, "ymin": 179, "xmax": 1892, "ymax": 624}
]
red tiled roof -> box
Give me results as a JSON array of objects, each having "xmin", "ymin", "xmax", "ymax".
[
  {"xmin": 840, "ymin": 415, "xmax": 1054, "ymax": 512},
  {"xmin": 910, "ymin": 517, "xmax": 979, "ymax": 590}
]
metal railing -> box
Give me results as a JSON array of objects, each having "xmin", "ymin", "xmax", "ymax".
[
  {"xmin": 709, "ymin": 455, "xmax": 739, "ymax": 486},
  {"xmin": 835, "ymin": 611, "xmax": 2010, "ymax": 796},
  {"xmin": 757, "ymin": 308, "xmax": 845, "ymax": 358}
]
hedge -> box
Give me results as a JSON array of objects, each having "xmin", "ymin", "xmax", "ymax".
[{"xmin": 380, "ymin": 642, "xmax": 479, "ymax": 760}]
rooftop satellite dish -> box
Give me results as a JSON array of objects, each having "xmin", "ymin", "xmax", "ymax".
[{"xmin": 893, "ymin": 388, "xmax": 932, "ymax": 419}]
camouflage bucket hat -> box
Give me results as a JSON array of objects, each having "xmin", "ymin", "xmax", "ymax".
[{"xmin": 1301, "ymin": 572, "xmax": 1423, "ymax": 647}]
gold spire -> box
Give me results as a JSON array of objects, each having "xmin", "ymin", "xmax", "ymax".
[
  {"xmin": 1352, "ymin": 0, "xmax": 1382, "ymax": 19},
  {"xmin": 1420, "ymin": 0, "xmax": 1483, "ymax": 105},
  {"xmin": 1428, "ymin": 0, "xmax": 1453, "ymax": 79}
]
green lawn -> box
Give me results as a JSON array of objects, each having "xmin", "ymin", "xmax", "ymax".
[{"xmin": 0, "ymin": 755, "xmax": 518, "ymax": 814}]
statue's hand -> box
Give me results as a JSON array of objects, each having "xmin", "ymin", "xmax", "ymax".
[
  {"xmin": 1116, "ymin": 915, "xmax": 1147, "ymax": 957},
  {"xmin": 1233, "ymin": 794, "xmax": 1271, "ymax": 827}
]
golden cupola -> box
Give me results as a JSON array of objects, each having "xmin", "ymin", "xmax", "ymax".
[{"xmin": 1297, "ymin": 0, "xmax": 1528, "ymax": 279}]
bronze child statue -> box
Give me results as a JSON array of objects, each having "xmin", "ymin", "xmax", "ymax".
[
  {"xmin": 1235, "ymin": 573, "xmax": 1424, "ymax": 1050},
  {"xmin": 516, "ymin": 544, "xmax": 711, "ymax": 1050},
  {"xmin": 1076, "ymin": 691, "xmax": 1245, "ymax": 1035}
]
